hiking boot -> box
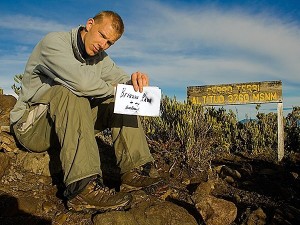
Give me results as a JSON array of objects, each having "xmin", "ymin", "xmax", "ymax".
[
  {"xmin": 120, "ymin": 163, "xmax": 169, "ymax": 195},
  {"xmin": 67, "ymin": 177, "xmax": 132, "ymax": 212}
]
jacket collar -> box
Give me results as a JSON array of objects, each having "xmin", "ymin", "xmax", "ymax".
[
  {"xmin": 71, "ymin": 26, "xmax": 86, "ymax": 63},
  {"xmin": 71, "ymin": 26, "xmax": 105, "ymax": 64}
]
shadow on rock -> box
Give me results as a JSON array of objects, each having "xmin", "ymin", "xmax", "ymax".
[{"xmin": 0, "ymin": 192, "xmax": 52, "ymax": 225}]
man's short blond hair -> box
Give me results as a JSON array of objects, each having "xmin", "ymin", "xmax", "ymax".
[{"xmin": 93, "ymin": 11, "xmax": 124, "ymax": 37}]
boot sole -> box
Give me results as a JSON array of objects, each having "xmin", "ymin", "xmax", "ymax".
[
  {"xmin": 67, "ymin": 197, "xmax": 132, "ymax": 213},
  {"xmin": 121, "ymin": 180, "xmax": 169, "ymax": 195}
]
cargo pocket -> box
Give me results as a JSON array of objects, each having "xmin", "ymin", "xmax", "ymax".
[{"xmin": 14, "ymin": 104, "xmax": 52, "ymax": 152}]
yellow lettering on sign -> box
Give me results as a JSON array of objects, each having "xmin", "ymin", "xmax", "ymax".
[
  {"xmin": 260, "ymin": 93, "xmax": 266, "ymax": 101},
  {"xmin": 228, "ymin": 93, "xmax": 250, "ymax": 103},
  {"xmin": 251, "ymin": 92, "xmax": 278, "ymax": 102},
  {"xmin": 188, "ymin": 81, "xmax": 281, "ymax": 106},
  {"xmin": 192, "ymin": 96, "xmax": 202, "ymax": 105},
  {"xmin": 206, "ymin": 86, "xmax": 233, "ymax": 95},
  {"xmin": 265, "ymin": 93, "xmax": 271, "ymax": 101},
  {"xmin": 252, "ymin": 93, "xmax": 259, "ymax": 101},
  {"xmin": 191, "ymin": 96, "xmax": 197, "ymax": 104},
  {"xmin": 201, "ymin": 95, "xmax": 225, "ymax": 105},
  {"xmin": 237, "ymin": 84, "xmax": 260, "ymax": 93},
  {"xmin": 271, "ymin": 92, "xmax": 277, "ymax": 100}
]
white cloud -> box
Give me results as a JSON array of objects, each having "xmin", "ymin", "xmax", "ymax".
[
  {"xmin": 1, "ymin": 1, "xmax": 299, "ymax": 115},
  {"xmin": 0, "ymin": 15, "xmax": 71, "ymax": 93},
  {"xmin": 0, "ymin": 14, "xmax": 68, "ymax": 32},
  {"xmin": 109, "ymin": 1, "xmax": 300, "ymax": 110}
]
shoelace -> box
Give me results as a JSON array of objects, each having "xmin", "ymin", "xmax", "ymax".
[{"xmin": 93, "ymin": 179, "xmax": 116, "ymax": 195}]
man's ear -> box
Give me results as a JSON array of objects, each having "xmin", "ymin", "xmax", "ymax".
[{"xmin": 85, "ymin": 18, "xmax": 94, "ymax": 31}]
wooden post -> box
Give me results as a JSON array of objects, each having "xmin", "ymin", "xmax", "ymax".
[
  {"xmin": 0, "ymin": 88, "xmax": 3, "ymax": 95},
  {"xmin": 277, "ymin": 102, "xmax": 284, "ymax": 161}
]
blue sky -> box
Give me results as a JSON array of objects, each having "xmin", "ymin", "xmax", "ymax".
[{"xmin": 0, "ymin": 0, "xmax": 299, "ymax": 119}]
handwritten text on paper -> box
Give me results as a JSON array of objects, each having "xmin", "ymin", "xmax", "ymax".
[{"xmin": 114, "ymin": 84, "xmax": 161, "ymax": 116}]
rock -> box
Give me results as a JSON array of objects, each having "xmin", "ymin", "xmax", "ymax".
[
  {"xmin": 224, "ymin": 176, "xmax": 235, "ymax": 184},
  {"xmin": 38, "ymin": 176, "xmax": 53, "ymax": 185},
  {"xmin": 93, "ymin": 211, "xmax": 136, "ymax": 225},
  {"xmin": 17, "ymin": 151, "xmax": 52, "ymax": 176},
  {"xmin": 192, "ymin": 180, "xmax": 237, "ymax": 225},
  {"xmin": 220, "ymin": 165, "xmax": 242, "ymax": 180},
  {"xmin": 194, "ymin": 196, "xmax": 237, "ymax": 225},
  {"xmin": 0, "ymin": 94, "xmax": 16, "ymax": 126},
  {"xmin": 15, "ymin": 171, "xmax": 24, "ymax": 180},
  {"xmin": 240, "ymin": 163, "xmax": 253, "ymax": 177},
  {"xmin": 272, "ymin": 205, "xmax": 300, "ymax": 224},
  {"xmin": 42, "ymin": 201, "xmax": 57, "ymax": 213},
  {"xmin": 53, "ymin": 213, "xmax": 68, "ymax": 225},
  {"xmin": 17, "ymin": 196, "xmax": 40, "ymax": 214},
  {"xmin": 94, "ymin": 194, "xmax": 198, "ymax": 225},
  {"xmin": 0, "ymin": 191, "xmax": 19, "ymax": 217},
  {"xmin": 0, "ymin": 131, "xmax": 18, "ymax": 153},
  {"xmin": 193, "ymin": 180, "xmax": 215, "ymax": 198},
  {"xmin": 0, "ymin": 152, "xmax": 11, "ymax": 179},
  {"xmin": 290, "ymin": 172, "xmax": 298, "ymax": 179},
  {"xmin": 0, "ymin": 125, "xmax": 10, "ymax": 132},
  {"xmin": 182, "ymin": 171, "xmax": 208, "ymax": 185},
  {"xmin": 247, "ymin": 207, "xmax": 267, "ymax": 225},
  {"xmin": 0, "ymin": 191, "xmax": 39, "ymax": 216}
]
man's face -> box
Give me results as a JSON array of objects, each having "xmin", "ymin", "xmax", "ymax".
[{"xmin": 83, "ymin": 17, "xmax": 120, "ymax": 56}]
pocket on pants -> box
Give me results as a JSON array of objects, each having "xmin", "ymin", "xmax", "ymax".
[{"xmin": 14, "ymin": 104, "xmax": 52, "ymax": 152}]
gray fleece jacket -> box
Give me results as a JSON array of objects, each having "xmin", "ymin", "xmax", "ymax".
[{"xmin": 10, "ymin": 26, "xmax": 130, "ymax": 124}]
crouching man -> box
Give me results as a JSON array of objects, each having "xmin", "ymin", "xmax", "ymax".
[{"xmin": 10, "ymin": 10, "xmax": 168, "ymax": 212}]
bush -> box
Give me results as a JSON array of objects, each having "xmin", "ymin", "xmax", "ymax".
[
  {"xmin": 141, "ymin": 96, "xmax": 300, "ymax": 171},
  {"xmin": 11, "ymin": 74, "xmax": 23, "ymax": 96},
  {"xmin": 285, "ymin": 107, "xmax": 300, "ymax": 152},
  {"xmin": 141, "ymin": 96, "xmax": 219, "ymax": 172}
]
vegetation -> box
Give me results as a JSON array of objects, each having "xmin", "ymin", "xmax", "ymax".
[
  {"xmin": 11, "ymin": 74, "xmax": 23, "ymax": 96},
  {"xmin": 285, "ymin": 106, "xmax": 300, "ymax": 152},
  {"xmin": 141, "ymin": 96, "xmax": 300, "ymax": 173},
  {"xmin": 11, "ymin": 74, "xmax": 299, "ymax": 172}
]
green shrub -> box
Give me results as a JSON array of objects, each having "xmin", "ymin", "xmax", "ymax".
[
  {"xmin": 142, "ymin": 96, "xmax": 300, "ymax": 171},
  {"xmin": 11, "ymin": 74, "xmax": 23, "ymax": 96},
  {"xmin": 141, "ymin": 96, "xmax": 219, "ymax": 172},
  {"xmin": 285, "ymin": 107, "xmax": 300, "ymax": 152}
]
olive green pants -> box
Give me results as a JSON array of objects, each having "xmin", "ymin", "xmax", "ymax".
[{"xmin": 13, "ymin": 85, "xmax": 153, "ymax": 186}]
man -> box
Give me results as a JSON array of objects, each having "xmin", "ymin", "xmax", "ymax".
[{"xmin": 10, "ymin": 11, "xmax": 167, "ymax": 212}]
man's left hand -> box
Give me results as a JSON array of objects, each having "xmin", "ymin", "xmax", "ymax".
[{"xmin": 131, "ymin": 71, "xmax": 149, "ymax": 92}]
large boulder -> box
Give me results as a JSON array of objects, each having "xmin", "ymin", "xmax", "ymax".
[
  {"xmin": 0, "ymin": 152, "xmax": 11, "ymax": 179},
  {"xmin": 94, "ymin": 191, "xmax": 198, "ymax": 225},
  {"xmin": 0, "ymin": 131, "xmax": 18, "ymax": 153},
  {"xmin": 192, "ymin": 180, "xmax": 237, "ymax": 225},
  {"xmin": 0, "ymin": 94, "xmax": 16, "ymax": 126}
]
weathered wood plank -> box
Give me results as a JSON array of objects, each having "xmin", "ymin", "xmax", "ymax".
[{"xmin": 187, "ymin": 81, "xmax": 282, "ymax": 106}]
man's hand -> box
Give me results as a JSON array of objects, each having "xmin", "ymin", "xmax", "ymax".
[{"xmin": 131, "ymin": 71, "xmax": 149, "ymax": 92}]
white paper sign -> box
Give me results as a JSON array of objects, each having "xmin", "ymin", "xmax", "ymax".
[{"xmin": 114, "ymin": 84, "xmax": 161, "ymax": 116}]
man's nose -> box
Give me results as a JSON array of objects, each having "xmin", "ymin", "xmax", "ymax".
[{"xmin": 99, "ymin": 40, "xmax": 107, "ymax": 48}]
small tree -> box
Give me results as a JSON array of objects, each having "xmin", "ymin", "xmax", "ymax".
[{"xmin": 11, "ymin": 74, "xmax": 23, "ymax": 96}]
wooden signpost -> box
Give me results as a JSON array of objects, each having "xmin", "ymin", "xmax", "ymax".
[{"xmin": 187, "ymin": 81, "xmax": 284, "ymax": 161}]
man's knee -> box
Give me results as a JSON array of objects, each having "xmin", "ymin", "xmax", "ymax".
[
  {"xmin": 49, "ymin": 85, "xmax": 79, "ymax": 100},
  {"xmin": 41, "ymin": 85, "xmax": 90, "ymax": 107}
]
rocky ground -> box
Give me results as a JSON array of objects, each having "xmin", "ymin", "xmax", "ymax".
[{"xmin": 0, "ymin": 94, "xmax": 300, "ymax": 225}]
